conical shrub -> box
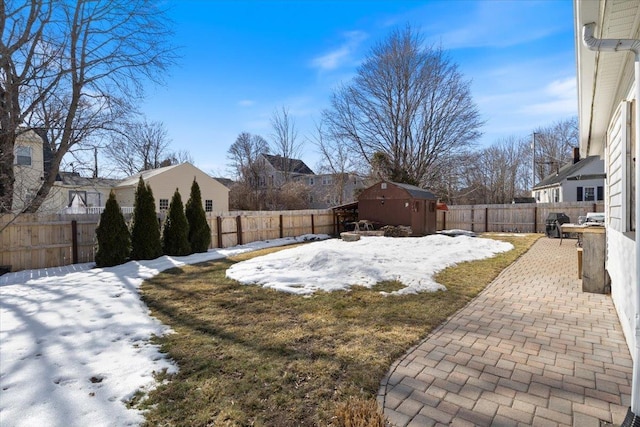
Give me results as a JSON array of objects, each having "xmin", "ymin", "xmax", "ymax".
[
  {"xmin": 95, "ymin": 191, "xmax": 130, "ymax": 267},
  {"xmin": 185, "ymin": 178, "xmax": 211, "ymax": 253},
  {"xmin": 162, "ymin": 188, "xmax": 191, "ymax": 256},
  {"xmin": 130, "ymin": 177, "xmax": 162, "ymax": 260}
]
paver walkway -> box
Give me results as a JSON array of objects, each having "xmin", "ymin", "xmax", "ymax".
[{"xmin": 379, "ymin": 236, "xmax": 633, "ymax": 427}]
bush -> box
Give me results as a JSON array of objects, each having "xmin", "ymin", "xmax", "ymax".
[
  {"xmin": 185, "ymin": 179, "xmax": 211, "ymax": 253},
  {"xmin": 162, "ymin": 188, "xmax": 191, "ymax": 256},
  {"xmin": 130, "ymin": 177, "xmax": 162, "ymax": 260},
  {"xmin": 381, "ymin": 225, "xmax": 412, "ymax": 237},
  {"xmin": 95, "ymin": 191, "xmax": 130, "ymax": 267}
]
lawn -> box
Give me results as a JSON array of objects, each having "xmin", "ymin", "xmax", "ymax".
[{"xmin": 138, "ymin": 233, "xmax": 540, "ymax": 426}]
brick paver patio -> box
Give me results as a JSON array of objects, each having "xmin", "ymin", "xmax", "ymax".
[{"xmin": 378, "ymin": 236, "xmax": 633, "ymax": 427}]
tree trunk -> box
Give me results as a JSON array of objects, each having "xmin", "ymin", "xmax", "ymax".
[{"xmin": 0, "ymin": 133, "xmax": 16, "ymax": 213}]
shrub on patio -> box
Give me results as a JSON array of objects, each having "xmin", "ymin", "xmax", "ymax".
[
  {"xmin": 130, "ymin": 177, "xmax": 162, "ymax": 260},
  {"xmin": 95, "ymin": 191, "xmax": 130, "ymax": 267},
  {"xmin": 162, "ymin": 189, "xmax": 191, "ymax": 256},
  {"xmin": 185, "ymin": 178, "xmax": 211, "ymax": 253}
]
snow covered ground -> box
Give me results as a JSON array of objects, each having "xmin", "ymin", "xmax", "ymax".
[
  {"xmin": 227, "ymin": 234, "xmax": 513, "ymax": 295},
  {"xmin": 0, "ymin": 233, "xmax": 512, "ymax": 426},
  {"xmin": 0, "ymin": 236, "xmax": 323, "ymax": 427}
]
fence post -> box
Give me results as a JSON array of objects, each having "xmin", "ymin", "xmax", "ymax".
[
  {"xmin": 311, "ymin": 214, "xmax": 315, "ymax": 234},
  {"xmin": 443, "ymin": 211, "xmax": 446, "ymax": 230},
  {"xmin": 236, "ymin": 215, "xmax": 243, "ymax": 245},
  {"xmin": 279, "ymin": 215, "xmax": 284, "ymax": 238},
  {"xmin": 71, "ymin": 220, "xmax": 78, "ymax": 264},
  {"xmin": 471, "ymin": 206, "xmax": 475, "ymax": 232},
  {"xmin": 485, "ymin": 207, "xmax": 489, "ymax": 232},
  {"xmin": 216, "ymin": 216, "xmax": 222, "ymax": 248},
  {"xmin": 533, "ymin": 206, "xmax": 538, "ymax": 233}
]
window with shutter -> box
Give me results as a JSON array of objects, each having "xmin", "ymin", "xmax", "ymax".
[{"xmin": 577, "ymin": 187, "xmax": 583, "ymax": 202}]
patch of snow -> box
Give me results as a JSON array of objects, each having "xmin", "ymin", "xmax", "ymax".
[{"xmin": 226, "ymin": 235, "xmax": 513, "ymax": 296}]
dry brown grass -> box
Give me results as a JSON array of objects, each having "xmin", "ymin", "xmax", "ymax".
[{"xmin": 138, "ymin": 233, "xmax": 540, "ymax": 426}]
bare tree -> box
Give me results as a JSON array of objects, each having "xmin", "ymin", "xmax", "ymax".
[
  {"xmin": 323, "ymin": 24, "xmax": 483, "ymax": 188},
  {"xmin": 227, "ymin": 132, "xmax": 270, "ymax": 210},
  {"xmin": 0, "ymin": 0, "xmax": 175, "ymax": 213},
  {"xmin": 105, "ymin": 120, "xmax": 187, "ymax": 176},
  {"xmin": 312, "ymin": 120, "xmax": 365, "ymax": 205},
  {"xmin": 270, "ymin": 106, "xmax": 303, "ymax": 182},
  {"xmin": 455, "ymin": 137, "xmax": 532, "ymax": 204},
  {"xmin": 533, "ymin": 117, "xmax": 578, "ymax": 184}
]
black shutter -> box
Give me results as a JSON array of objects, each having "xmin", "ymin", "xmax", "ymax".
[
  {"xmin": 577, "ymin": 187, "xmax": 583, "ymax": 201},
  {"xmin": 597, "ymin": 186, "xmax": 604, "ymax": 201}
]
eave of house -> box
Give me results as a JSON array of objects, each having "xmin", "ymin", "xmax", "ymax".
[{"xmin": 574, "ymin": 0, "xmax": 640, "ymax": 157}]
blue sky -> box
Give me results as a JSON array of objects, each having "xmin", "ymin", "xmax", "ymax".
[{"xmin": 140, "ymin": 0, "xmax": 576, "ymax": 176}]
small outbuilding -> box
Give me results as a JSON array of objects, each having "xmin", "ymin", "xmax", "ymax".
[{"xmin": 358, "ymin": 181, "xmax": 438, "ymax": 236}]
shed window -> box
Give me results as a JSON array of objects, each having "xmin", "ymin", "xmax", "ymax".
[
  {"xmin": 205, "ymin": 200, "xmax": 213, "ymax": 212},
  {"xmin": 159, "ymin": 199, "xmax": 169, "ymax": 210}
]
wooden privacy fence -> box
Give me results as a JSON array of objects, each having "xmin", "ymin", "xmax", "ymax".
[
  {"xmin": 436, "ymin": 201, "xmax": 605, "ymax": 233},
  {"xmin": 0, "ymin": 209, "xmax": 334, "ymax": 273}
]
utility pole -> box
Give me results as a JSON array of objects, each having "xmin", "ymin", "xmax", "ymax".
[{"xmin": 531, "ymin": 132, "xmax": 538, "ymax": 188}]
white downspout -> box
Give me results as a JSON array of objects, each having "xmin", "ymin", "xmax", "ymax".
[{"xmin": 583, "ymin": 22, "xmax": 640, "ymax": 419}]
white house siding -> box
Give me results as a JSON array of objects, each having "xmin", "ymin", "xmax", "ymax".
[
  {"xmin": 606, "ymin": 98, "xmax": 637, "ymax": 354},
  {"xmin": 606, "ymin": 101, "xmax": 627, "ymax": 231},
  {"xmin": 608, "ymin": 229, "xmax": 637, "ymax": 353}
]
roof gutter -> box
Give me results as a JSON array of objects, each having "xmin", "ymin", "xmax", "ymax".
[{"xmin": 583, "ymin": 22, "xmax": 640, "ymax": 422}]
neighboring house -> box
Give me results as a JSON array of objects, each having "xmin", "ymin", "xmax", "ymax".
[
  {"xmin": 114, "ymin": 163, "xmax": 229, "ymax": 213},
  {"xmin": 304, "ymin": 172, "xmax": 369, "ymax": 209},
  {"xmin": 358, "ymin": 181, "xmax": 438, "ymax": 236},
  {"xmin": 259, "ymin": 153, "xmax": 315, "ymax": 188},
  {"xmin": 575, "ymin": 1, "xmax": 639, "ymax": 421},
  {"xmin": 256, "ymin": 154, "xmax": 368, "ymax": 209},
  {"xmin": 11, "ymin": 129, "xmax": 51, "ymax": 212},
  {"xmin": 42, "ymin": 172, "xmax": 120, "ymax": 213},
  {"xmin": 532, "ymin": 154, "xmax": 605, "ymax": 203}
]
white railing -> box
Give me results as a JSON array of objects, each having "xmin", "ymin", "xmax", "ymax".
[{"xmin": 72, "ymin": 206, "xmax": 135, "ymax": 215}]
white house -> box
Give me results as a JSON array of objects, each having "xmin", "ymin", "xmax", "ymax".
[
  {"xmin": 575, "ymin": 0, "xmax": 639, "ymax": 422},
  {"xmin": 532, "ymin": 155, "xmax": 605, "ymax": 203}
]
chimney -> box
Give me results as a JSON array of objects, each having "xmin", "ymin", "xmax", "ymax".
[{"xmin": 573, "ymin": 147, "xmax": 580, "ymax": 164}]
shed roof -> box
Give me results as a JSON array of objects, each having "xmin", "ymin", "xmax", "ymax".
[{"xmin": 391, "ymin": 182, "xmax": 437, "ymax": 200}]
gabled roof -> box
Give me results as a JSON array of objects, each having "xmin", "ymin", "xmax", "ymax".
[
  {"xmin": 262, "ymin": 154, "xmax": 314, "ymax": 175},
  {"xmin": 58, "ymin": 172, "xmax": 121, "ymax": 188},
  {"xmin": 391, "ymin": 181, "xmax": 437, "ymax": 200},
  {"xmin": 532, "ymin": 156, "xmax": 602, "ymax": 190},
  {"xmin": 213, "ymin": 177, "xmax": 235, "ymax": 188},
  {"xmin": 116, "ymin": 163, "xmax": 182, "ymax": 188}
]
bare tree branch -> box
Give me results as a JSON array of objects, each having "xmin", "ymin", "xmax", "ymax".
[
  {"xmin": 322, "ymin": 24, "xmax": 483, "ymax": 188},
  {"xmin": 1, "ymin": 0, "xmax": 176, "ymax": 213}
]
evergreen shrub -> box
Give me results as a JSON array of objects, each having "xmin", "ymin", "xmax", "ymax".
[
  {"xmin": 162, "ymin": 188, "xmax": 191, "ymax": 256},
  {"xmin": 185, "ymin": 179, "xmax": 211, "ymax": 253},
  {"xmin": 95, "ymin": 191, "xmax": 130, "ymax": 267},
  {"xmin": 130, "ymin": 177, "xmax": 162, "ymax": 260}
]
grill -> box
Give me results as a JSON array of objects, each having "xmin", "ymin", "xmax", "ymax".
[{"xmin": 545, "ymin": 212, "xmax": 570, "ymax": 238}]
